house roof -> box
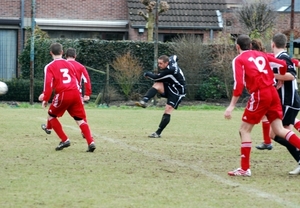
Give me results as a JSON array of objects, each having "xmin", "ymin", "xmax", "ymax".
[
  {"xmin": 225, "ymin": 0, "xmax": 244, "ymax": 4},
  {"xmin": 127, "ymin": 0, "xmax": 227, "ymax": 30},
  {"xmin": 271, "ymin": 0, "xmax": 300, "ymax": 12}
]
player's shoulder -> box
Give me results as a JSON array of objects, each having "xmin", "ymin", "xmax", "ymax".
[
  {"xmin": 68, "ymin": 60, "xmax": 84, "ymax": 68},
  {"xmin": 242, "ymin": 50, "xmax": 267, "ymax": 59},
  {"xmin": 46, "ymin": 59, "xmax": 66, "ymax": 68},
  {"xmin": 233, "ymin": 51, "xmax": 249, "ymax": 61},
  {"xmin": 277, "ymin": 51, "xmax": 291, "ymax": 60},
  {"xmin": 45, "ymin": 60, "xmax": 55, "ymax": 68}
]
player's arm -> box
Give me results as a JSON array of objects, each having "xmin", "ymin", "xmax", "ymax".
[
  {"xmin": 292, "ymin": 58, "xmax": 300, "ymax": 68},
  {"xmin": 38, "ymin": 93, "xmax": 44, "ymax": 101},
  {"xmin": 267, "ymin": 54, "xmax": 287, "ymax": 75},
  {"xmin": 82, "ymin": 67, "xmax": 92, "ymax": 96},
  {"xmin": 42, "ymin": 66, "xmax": 53, "ymax": 102},
  {"xmin": 225, "ymin": 58, "xmax": 244, "ymax": 119},
  {"xmin": 224, "ymin": 95, "xmax": 239, "ymax": 120},
  {"xmin": 274, "ymin": 72, "xmax": 295, "ymax": 81},
  {"xmin": 232, "ymin": 58, "xmax": 244, "ymax": 97},
  {"xmin": 274, "ymin": 56, "xmax": 295, "ymax": 81},
  {"xmin": 144, "ymin": 68, "xmax": 173, "ymax": 81}
]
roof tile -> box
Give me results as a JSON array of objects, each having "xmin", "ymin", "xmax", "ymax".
[{"xmin": 127, "ymin": 0, "xmax": 227, "ymax": 29}]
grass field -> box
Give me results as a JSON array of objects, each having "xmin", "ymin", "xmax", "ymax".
[{"xmin": 0, "ymin": 103, "xmax": 300, "ymax": 208}]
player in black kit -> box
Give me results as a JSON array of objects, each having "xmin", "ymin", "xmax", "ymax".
[{"xmin": 136, "ymin": 55, "xmax": 186, "ymax": 138}]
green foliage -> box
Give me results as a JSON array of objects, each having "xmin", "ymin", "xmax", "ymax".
[
  {"xmin": 17, "ymin": 34, "xmax": 238, "ymax": 102},
  {"xmin": 19, "ymin": 38, "xmax": 172, "ymax": 98},
  {"xmin": 18, "ymin": 36, "xmax": 82, "ymax": 80},
  {"xmin": 0, "ymin": 79, "xmax": 44, "ymax": 102},
  {"xmin": 197, "ymin": 77, "xmax": 227, "ymax": 101},
  {"xmin": 210, "ymin": 34, "xmax": 236, "ymax": 99},
  {"xmin": 170, "ymin": 35, "xmax": 213, "ymax": 100}
]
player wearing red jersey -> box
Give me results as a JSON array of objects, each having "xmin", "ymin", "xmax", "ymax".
[
  {"xmin": 249, "ymin": 39, "xmax": 274, "ymax": 150},
  {"xmin": 40, "ymin": 48, "xmax": 92, "ymax": 137},
  {"xmin": 40, "ymin": 43, "xmax": 95, "ymax": 152},
  {"xmin": 254, "ymin": 44, "xmax": 300, "ymax": 151},
  {"xmin": 66, "ymin": 48, "xmax": 92, "ymax": 101},
  {"xmin": 66, "ymin": 48, "xmax": 92, "ymax": 138},
  {"xmin": 225, "ymin": 34, "xmax": 300, "ymax": 176}
]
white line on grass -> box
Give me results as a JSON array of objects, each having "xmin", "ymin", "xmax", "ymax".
[
  {"xmin": 97, "ymin": 135, "xmax": 298, "ymax": 208},
  {"xmin": 42, "ymin": 120, "xmax": 298, "ymax": 208}
]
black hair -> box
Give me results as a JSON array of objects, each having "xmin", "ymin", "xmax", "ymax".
[
  {"xmin": 158, "ymin": 55, "xmax": 169, "ymax": 63},
  {"xmin": 65, "ymin": 48, "xmax": 76, "ymax": 58},
  {"xmin": 236, "ymin": 34, "xmax": 251, "ymax": 50},
  {"xmin": 50, "ymin": 43, "xmax": 63, "ymax": 55},
  {"xmin": 272, "ymin": 33, "xmax": 287, "ymax": 49}
]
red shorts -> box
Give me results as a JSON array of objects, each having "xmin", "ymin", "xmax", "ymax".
[
  {"xmin": 242, "ymin": 86, "xmax": 282, "ymax": 124},
  {"xmin": 48, "ymin": 90, "xmax": 86, "ymax": 119}
]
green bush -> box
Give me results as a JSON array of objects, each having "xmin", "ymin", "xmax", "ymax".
[
  {"xmin": 18, "ymin": 39, "xmax": 173, "ymax": 98},
  {"xmin": 0, "ymin": 79, "xmax": 44, "ymax": 102},
  {"xmin": 16, "ymin": 34, "xmax": 237, "ymax": 102},
  {"xmin": 197, "ymin": 77, "xmax": 227, "ymax": 101}
]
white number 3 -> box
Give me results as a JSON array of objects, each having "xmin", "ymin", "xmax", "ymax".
[
  {"xmin": 60, "ymin": 68, "xmax": 71, "ymax": 84},
  {"xmin": 248, "ymin": 57, "xmax": 268, "ymax": 74}
]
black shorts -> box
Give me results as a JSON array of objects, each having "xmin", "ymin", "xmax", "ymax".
[
  {"xmin": 282, "ymin": 105, "xmax": 299, "ymax": 126},
  {"xmin": 161, "ymin": 82, "xmax": 185, "ymax": 109}
]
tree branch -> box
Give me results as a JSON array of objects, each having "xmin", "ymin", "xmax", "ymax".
[{"xmin": 138, "ymin": 11, "xmax": 148, "ymax": 21}]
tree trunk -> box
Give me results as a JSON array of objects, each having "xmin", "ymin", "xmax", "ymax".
[{"xmin": 147, "ymin": 12, "xmax": 155, "ymax": 41}]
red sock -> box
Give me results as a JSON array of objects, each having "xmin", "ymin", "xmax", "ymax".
[
  {"xmin": 46, "ymin": 119, "xmax": 52, "ymax": 130},
  {"xmin": 241, "ymin": 142, "xmax": 251, "ymax": 171},
  {"xmin": 294, "ymin": 120, "xmax": 300, "ymax": 132},
  {"xmin": 286, "ymin": 131, "xmax": 300, "ymax": 149},
  {"xmin": 262, "ymin": 121, "xmax": 271, "ymax": 144},
  {"xmin": 80, "ymin": 122, "xmax": 94, "ymax": 145},
  {"xmin": 49, "ymin": 117, "xmax": 68, "ymax": 142}
]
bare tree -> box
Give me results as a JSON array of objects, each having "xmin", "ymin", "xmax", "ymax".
[
  {"xmin": 170, "ymin": 35, "xmax": 212, "ymax": 100},
  {"xmin": 211, "ymin": 33, "xmax": 237, "ymax": 99},
  {"xmin": 111, "ymin": 52, "xmax": 143, "ymax": 100},
  {"xmin": 138, "ymin": 0, "xmax": 169, "ymax": 41},
  {"xmin": 236, "ymin": 0, "xmax": 276, "ymax": 38}
]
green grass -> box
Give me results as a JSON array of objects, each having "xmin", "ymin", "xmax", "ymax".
[{"xmin": 0, "ymin": 103, "xmax": 300, "ymax": 208}]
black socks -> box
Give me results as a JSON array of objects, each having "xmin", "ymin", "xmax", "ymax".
[
  {"xmin": 274, "ymin": 136, "xmax": 300, "ymax": 162},
  {"xmin": 156, "ymin": 114, "xmax": 171, "ymax": 135},
  {"xmin": 143, "ymin": 87, "xmax": 158, "ymax": 102}
]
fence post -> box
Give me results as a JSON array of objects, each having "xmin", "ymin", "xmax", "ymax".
[{"xmin": 105, "ymin": 64, "xmax": 110, "ymax": 105}]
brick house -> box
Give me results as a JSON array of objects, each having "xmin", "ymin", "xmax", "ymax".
[
  {"xmin": 0, "ymin": 0, "xmax": 299, "ymax": 80},
  {"xmin": 127, "ymin": 0, "xmax": 226, "ymax": 42},
  {"xmin": 0, "ymin": 0, "xmax": 129, "ymax": 80}
]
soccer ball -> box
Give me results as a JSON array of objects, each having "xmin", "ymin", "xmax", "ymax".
[{"xmin": 0, "ymin": 81, "xmax": 8, "ymax": 95}]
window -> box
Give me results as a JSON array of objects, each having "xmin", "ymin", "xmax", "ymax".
[
  {"xmin": 45, "ymin": 30, "xmax": 127, "ymax": 40},
  {"xmin": 159, "ymin": 34, "xmax": 203, "ymax": 42},
  {"xmin": 0, "ymin": 30, "xmax": 17, "ymax": 80}
]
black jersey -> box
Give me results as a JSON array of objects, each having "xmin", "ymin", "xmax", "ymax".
[
  {"xmin": 145, "ymin": 55, "xmax": 186, "ymax": 96},
  {"xmin": 276, "ymin": 51, "xmax": 300, "ymax": 108}
]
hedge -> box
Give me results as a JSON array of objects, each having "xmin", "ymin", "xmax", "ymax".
[
  {"xmin": 3, "ymin": 37, "xmax": 233, "ymax": 102},
  {"xmin": 14, "ymin": 38, "xmax": 174, "ymax": 102}
]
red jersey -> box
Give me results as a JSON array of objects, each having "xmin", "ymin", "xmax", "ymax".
[
  {"xmin": 43, "ymin": 58, "xmax": 79, "ymax": 101},
  {"xmin": 67, "ymin": 60, "xmax": 92, "ymax": 96},
  {"xmin": 232, "ymin": 50, "xmax": 287, "ymax": 97}
]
